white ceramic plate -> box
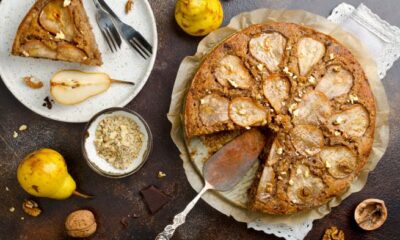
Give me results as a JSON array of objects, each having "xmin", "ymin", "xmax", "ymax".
[{"xmin": 0, "ymin": 0, "xmax": 157, "ymax": 122}]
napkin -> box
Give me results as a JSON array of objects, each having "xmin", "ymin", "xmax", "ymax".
[{"xmin": 253, "ymin": 3, "xmax": 399, "ymax": 240}]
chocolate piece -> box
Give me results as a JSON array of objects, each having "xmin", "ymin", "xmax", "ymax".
[
  {"xmin": 42, "ymin": 96, "xmax": 53, "ymax": 110},
  {"xmin": 140, "ymin": 185, "xmax": 170, "ymax": 214}
]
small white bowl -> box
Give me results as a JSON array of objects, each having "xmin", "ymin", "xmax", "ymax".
[{"xmin": 82, "ymin": 108, "xmax": 153, "ymax": 178}]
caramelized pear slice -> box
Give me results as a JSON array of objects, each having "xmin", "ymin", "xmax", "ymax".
[
  {"xmin": 39, "ymin": 0, "xmax": 75, "ymax": 41},
  {"xmin": 263, "ymin": 74, "xmax": 290, "ymax": 113},
  {"xmin": 319, "ymin": 146, "xmax": 357, "ymax": 179},
  {"xmin": 20, "ymin": 40, "xmax": 57, "ymax": 59},
  {"xmin": 214, "ymin": 55, "xmax": 252, "ymax": 89},
  {"xmin": 199, "ymin": 94, "xmax": 230, "ymax": 126},
  {"xmin": 50, "ymin": 70, "xmax": 134, "ymax": 105},
  {"xmin": 229, "ymin": 97, "xmax": 268, "ymax": 127},
  {"xmin": 316, "ymin": 65, "xmax": 354, "ymax": 99},
  {"xmin": 290, "ymin": 125, "xmax": 324, "ymax": 156},
  {"xmin": 297, "ymin": 38, "xmax": 325, "ymax": 76},
  {"xmin": 249, "ymin": 32, "xmax": 286, "ymax": 72},
  {"xmin": 292, "ymin": 91, "xmax": 332, "ymax": 126},
  {"xmin": 57, "ymin": 43, "xmax": 87, "ymax": 62},
  {"xmin": 328, "ymin": 104, "xmax": 370, "ymax": 138},
  {"xmin": 287, "ymin": 165, "xmax": 324, "ymax": 204}
]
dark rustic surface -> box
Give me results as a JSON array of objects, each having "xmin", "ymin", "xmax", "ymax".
[{"xmin": 1, "ymin": 0, "xmax": 399, "ymax": 239}]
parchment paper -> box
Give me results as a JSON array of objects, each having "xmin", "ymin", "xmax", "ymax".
[{"xmin": 167, "ymin": 9, "xmax": 389, "ymax": 225}]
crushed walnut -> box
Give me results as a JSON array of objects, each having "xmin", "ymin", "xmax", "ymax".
[
  {"xmin": 23, "ymin": 76, "xmax": 43, "ymax": 89},
  {"xmin": 125, "ymin": 0, "xmax": 134, "ymax": 14},
  {"xmin": 22, "ymin": 199, "xmax": 42, "ymax": 217},
  {"xmin": 94, "ymin": 115, "xmax": 144, "ymax": 170},
  {"xmin": 322, "ymin": 226, "xmax": 345, "ymax": 240}
]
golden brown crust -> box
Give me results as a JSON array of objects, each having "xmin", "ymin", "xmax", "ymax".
[
  {"xmin": 184, "ymin": 22, "xmax": 376, "ymax": 215},
  {"xmin": 11, "ymin": 0, "xmax": 102, "ymax": 66}
]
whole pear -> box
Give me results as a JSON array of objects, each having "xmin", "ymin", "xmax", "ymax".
[
  {"xmin": 175, "ymin": 0, "xmax": 223, "ymax": 36},
  {"xmin": 17, "ymin": 148, "xmax": 89, "ymax": 200}
]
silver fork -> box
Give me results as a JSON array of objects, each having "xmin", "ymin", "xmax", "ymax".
[
  {"xmin": 93, "ymin": 0, "xmax": 122, "ymax": 53},
  {"xmin": 98, "ymin": 0, "xmax": 153, "ymax": 59}
]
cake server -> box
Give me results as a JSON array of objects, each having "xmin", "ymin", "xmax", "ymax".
[{"xmin": 155, "ymin": 129, "xmax": 267, "ymax": 240}]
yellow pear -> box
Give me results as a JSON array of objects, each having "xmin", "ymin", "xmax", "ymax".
[
  {"xmin": 17, "ymin": 148, "xmax": 90, "ymax": 200},
  {"xmin": 175, "ymin": 0, "xmax": 224, "ymax": 36}
]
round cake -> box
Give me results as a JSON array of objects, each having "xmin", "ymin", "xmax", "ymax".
[{"xmin": 183, "ymin": 22, "xmax": 376, "ymax": 215}]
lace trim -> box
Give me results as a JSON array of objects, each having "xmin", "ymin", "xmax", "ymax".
[
  {"xmin": 248, "ymin": 220, "xmax": 313, "ymax": 240},
  {"xmin": 328, "ymin": 3, "xmax": 400, "ymax": 79}
]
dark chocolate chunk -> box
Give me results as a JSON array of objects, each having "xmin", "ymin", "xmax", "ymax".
[
  {"xmin": 140, "ymin": 185, "xmax": 170, "ymax": 214},
  {"xmin": 42, "ymin": 96, "xmax": 53, "ymax": 110}
]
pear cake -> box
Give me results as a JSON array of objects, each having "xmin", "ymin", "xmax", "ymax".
[
  {"xmin": 184, "ymin": 22, "xmax": 376, "ymax": 215},
  {"xmin": 12, "ymin": 0, "xmax": 102, "ymax": 66}
]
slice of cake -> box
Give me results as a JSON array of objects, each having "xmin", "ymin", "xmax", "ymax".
[{"xmin": 12, "ymin": 0, "xmax": 102, "ymax": 66}]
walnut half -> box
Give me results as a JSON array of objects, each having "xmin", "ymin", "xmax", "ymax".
[
  {"xmin": 22, "ymin": 199, "xmax": 42, "ymax": 217},
  {"xmin": 322, "ymin": 226, "xmax": 345, "ymax": 240},
  {"xmin": 354, "ymin": 198, "xmax": 388, "ymax": 231}
]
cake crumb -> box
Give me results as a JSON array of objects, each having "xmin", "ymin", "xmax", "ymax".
[
  {"xmin": 13, "ymin": 131, "xmax": 18, "ymax": 139},
  {"xmin": 158, "ymin": 171, "xmax": 167, "ymax": 178},
  {"xmin": 9, "ymin": 207, "xmax": 15, "ymax": 213},
  {"xmin": 19, "ymin": 124, "xmax": 28, "ymax": 131}
]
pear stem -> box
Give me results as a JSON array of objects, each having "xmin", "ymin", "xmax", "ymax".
[
  {"xmin": 111, "ymin": 79, "xmax": 135, "ymax": 86},
  {"xmin": 73, "ymin": 190, "xmax": 94, "ymax": 199}
]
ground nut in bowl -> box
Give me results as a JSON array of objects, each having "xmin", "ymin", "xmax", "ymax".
[{"xmin": 82, "ymin": 108, "xmax": 152, "ymax": 178}]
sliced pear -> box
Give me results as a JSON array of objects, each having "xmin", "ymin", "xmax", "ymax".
[
  {"xmin": 263, "ymin": 74, "xmax": 290, "ymax": 113},
  {"xmin": 50, "ymin": 70, "xmax": 134, "ymax": 105},
  {"xmin": 290, "ymin": 125, "xmax": 324, "ymax": 156},
  {"xmin": 255, "ymin": 166, "xmax": 275, "ymax": 202},
  {"xmin": 229, "ymin": 97, "xmax": 268, "ymax": 127},
  {"xmin": 328, "ymin": 104, "xmax": 370, "ymax": 138},
  {"xmin": 319, "ymin": 146, "xmax": 357, "ymax": 179},
  {"xmin": 292, "ymin": 91, "xmax": 332, "ymax": 125},
  {"xmin": 57, "ymin": 43, "xmax": 88, "ymax": 62},
  {"xmin": 316, "ymin": 65, "xmax": 354, "ymax": 99},
  {"xmin": 287, "ymin": 165, "xmax": 324, "ymax": 204},
  {"xmin": 20, "ymin": 40, "xmax": 57, "ymax": 59},
  {"xmin": 39, "ymin": 0, "xmax": 75, "ymax": 41},
  {"xmin": 297, "ymin": 38, "xmax": 325, "ymax": 76},
  {"xmin": 249, "ymin": 32, "xmax": 287, "ymax": 72},
  {"xmin": 199, "ymin": 94, "xmax": 230, "ymax": 126},
  {"xmin": 214, "ymin": 55, "xmax": 252, "ymax": 89}
]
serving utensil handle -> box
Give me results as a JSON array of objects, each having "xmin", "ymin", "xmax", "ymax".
[{"xmin": 155, "ymin": 183, "xmax": 212, "ymax": 240}]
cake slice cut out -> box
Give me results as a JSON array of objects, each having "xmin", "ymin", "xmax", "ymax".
[{"xmin": 11, "ymin": 0, "xmax": 102, "ymax": 66}]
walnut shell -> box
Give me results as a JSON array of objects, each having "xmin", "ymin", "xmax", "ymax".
[
  {"xmin": 65, "ymin": 210, "xmax": 97, "ymax": 238},
  {"xmin": 354, "ymin": 198, "xmax": 387, "ymax": 231}
]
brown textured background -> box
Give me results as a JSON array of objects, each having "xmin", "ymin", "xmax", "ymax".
[{"xmin": 0, "ymin": 0, "xmax": 399, "ymax": 239}]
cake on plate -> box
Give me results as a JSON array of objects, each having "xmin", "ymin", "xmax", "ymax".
[
  {"xmin": 12, "ymin": 0, "xmax": 102, "ymax": 66},
  {"xmin": 184, "ymin": 22, "xmax": 376, "ymax": 214}
]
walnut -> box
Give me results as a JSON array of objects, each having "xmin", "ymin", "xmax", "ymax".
[
  {"xmin": 65, "ymin": 210, "xmax": 97, "ymax": 238},
  {"xmin": 354, "ymin": 199, "xmax": 387, "ymax": 231},
  {"xmin": 125, "ymin": 0, "xmax": 134, "ymax": 14},
  {"xmin": 322, "ymin": 226, "xmax": 345, "ymax": 240},
  {"xmin": 23, "ymin": 76, "xmax": 43, "ymax": 89},
  {"xmin": 22, "ymin": 199, "xmax": 42, "ymax": 217}
]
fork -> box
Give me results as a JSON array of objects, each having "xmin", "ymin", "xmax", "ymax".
[
  {"xmin": 93, "ymin": 0, "xmax": 122, "ymax": 53},
  {"xmin": 98, "ymin": 0, "xmax": 153, "ymax": 59}
]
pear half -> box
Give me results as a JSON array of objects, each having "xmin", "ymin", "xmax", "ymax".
[{"xmin": 50, "ymin": 70, "xmax": 134, "ymax": 105}]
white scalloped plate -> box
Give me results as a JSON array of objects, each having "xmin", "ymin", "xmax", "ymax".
[{"xmin": 0, "ymin": 0, "xmax": 157, "ymax": 122}]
